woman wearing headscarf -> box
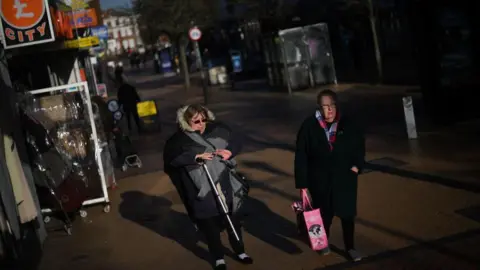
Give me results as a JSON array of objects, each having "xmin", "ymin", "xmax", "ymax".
[
  {"xmin": 163, "ymin": 104, "xmax": 253, "ymax": 270},
  {"xmin": 294, "ymin": 89, "xmax": 365, "ymax": 262}
]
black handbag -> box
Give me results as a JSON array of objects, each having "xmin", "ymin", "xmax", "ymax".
[
  {"xmin": 231, "ymin": 170, "xmax": 250, "ymax": 198},
  {"xmin": 229, "ymin": 169, "xmax": 249, "ymax": 213},
  {"xmin": 222, "ymin": 159, "xmax": 250, "ymax": 197}
]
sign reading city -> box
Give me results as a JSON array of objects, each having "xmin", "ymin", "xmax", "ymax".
[
  {"xmin": 0, "ymin": 0, "xmax": 55, "ymax": 49},
  {"xmin": 188, "ymin": 26, "xmax": 202, "ymax": 41}
]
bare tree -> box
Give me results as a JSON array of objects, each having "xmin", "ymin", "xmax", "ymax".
[
  {"xmin": 134, "ymin": 0, "xmax": 221, "ymax": 90},
  {"xmin": 366, "ymin": 0, "xmax": 383, "ymax": 83},
  {"xmin": 330, "ymin": 0, "xmax": 383, "ymax": 82},
  {"xmin": 227, "ymin": 0, "xmax": 294, "ymax": 22}
]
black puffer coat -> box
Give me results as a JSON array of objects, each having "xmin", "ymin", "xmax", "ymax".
[{"xmin": 163, "ymin": 107, "xmax": 242, "ymax": 220}]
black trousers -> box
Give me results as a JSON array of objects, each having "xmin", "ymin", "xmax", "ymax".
[
  {"xmin": 196, "ymin": 215, "xmax": 245, "ymax": 260},
  {"xmin": 322, "ymin": 212, "xmax": 355, "ymax": 251},
  {"xmin": 124, "ymin": 108, "xmax": 142, "ymax": 132}
]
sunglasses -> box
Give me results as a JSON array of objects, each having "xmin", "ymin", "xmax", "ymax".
[
  {"xmin": 321, "ymin": 104, "xmax": 337, "ymax": 109},
  {"xmin": 192, "ymin": 119, "xmax": 207, "ymax": 124}
]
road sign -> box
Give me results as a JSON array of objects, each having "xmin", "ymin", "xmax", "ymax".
[
  {"xmin": 91, "ymin": 25, "xmax": 109, "ymax": 40},
  {"xmin": 188, "ymin": 27, "xmax": 202, "ymax": 41}
]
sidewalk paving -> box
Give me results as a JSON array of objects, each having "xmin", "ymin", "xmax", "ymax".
[{"xmin": 37, "ymin": 74, "xmax": 480, "ymax": 270}]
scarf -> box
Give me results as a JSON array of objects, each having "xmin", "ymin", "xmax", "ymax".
[{"xmin": 315, "ymin": 110, "xmax": 339, "ymax": 151}]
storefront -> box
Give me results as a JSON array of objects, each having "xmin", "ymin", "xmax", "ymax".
[
  {"xmin": 0, "ymin": 0, "xmax": 115, "ymax": 266},
  {"xmin": 411, "ymin": 0, "xmax": 479, "ymax": 121}
]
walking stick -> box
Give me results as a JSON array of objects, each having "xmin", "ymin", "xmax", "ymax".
[{"xmin": 202, "ymin": 163, "xmax": 241, "ymax": 242}]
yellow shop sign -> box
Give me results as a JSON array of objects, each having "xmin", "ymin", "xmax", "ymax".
[{"xmin": 64, "ymin": 36, "xmax": 99, "ymax": 48}]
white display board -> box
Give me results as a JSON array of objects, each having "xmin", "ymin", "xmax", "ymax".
[{"xmin": 29, "ymin": 82, "xmax": 111, "ymax": 213}]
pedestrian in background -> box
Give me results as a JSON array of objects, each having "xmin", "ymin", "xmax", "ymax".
[
  {"xmin": 294, "ymin": 89, "xmax": 365, "ymax": 261},
  {"xmin": 116, "ymin": 76, "xmax": 142, "ymax": 133},
  {"xmin": 114, "ymin": 61, "xmax": 124, "ymax": 82}
]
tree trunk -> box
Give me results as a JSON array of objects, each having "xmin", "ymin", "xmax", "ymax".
[
  {"xmin": 368, "ymin": 0, "xmax": 383, "ymax": 83},
  {"xmin": 178, "ymin": 35, "xmax": 190, "ymax": 90}
]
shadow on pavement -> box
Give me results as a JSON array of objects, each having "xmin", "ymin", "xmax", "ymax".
[
  {"xmin": 356, "ymin": 219, "xmax": 480, "ymax": 265},
  {"xmin": 241, "ymin": 161, "xmax": 292, "ymax": 178},
  {"xmin": 118, "ymin": 191, "xmax": 211, "ymax": 264},
  {"xmin": 365, "ymin": 163, "xmax": 480, "ymax": 194},
  {"xmin": 243, "ymin": 134, "xmax": 296, "ymax": 153},
  {"xmin": 315, "ymin": 228, "xmax": 480, "ymax": 270},
  {"xmin": 118, "ymin": 190, "xmax": 302, "ymax": 264},
  {"xmin": 247, "ymin": 174, "xmax": 480, "ymax": 267},
  {"xmin": 249, "ymin": 179, "xmax": 297, "ymax": 202},
  {"xmin": 456, "ymin": 205, "xmax": 480, "ymax": 223},
  {"xmin": 241, "ymin": 197, "xmax": 302, "ymax": 255}
]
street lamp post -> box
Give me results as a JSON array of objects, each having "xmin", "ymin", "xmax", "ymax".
[
  {"xmin": 189, "ymin": 23, "xmax": 208, "ymax": 105},
  {"xmin": 367, "ymin": 0, "xmax": 383, "ymax": 83}
]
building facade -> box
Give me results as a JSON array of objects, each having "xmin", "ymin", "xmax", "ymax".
[{"xmin": 102, "ymin": 10, "xmax": 143, "ymax": 55}]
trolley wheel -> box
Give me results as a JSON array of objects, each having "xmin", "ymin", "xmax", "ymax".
[
  {"xmin": 121, "ymin": 164, "xmax": 127, "ymax": 172},
  {"xmin": 64, "ymin": 225, "xmax": 72, "ymax": 235},
  {"xmin": 103, "ymin": 204, "xmax": 111, "ymax": 213},
  {"xmin": 137, "ymin": 162, "xmax": 142, "ymax": 168},
  {"xmin": 79, "ymin": 210, "xmax": 88, "ymax": 218},
  {"xmin": 43, "ymin": 216, "xmax": 51, "ymax": 224}
]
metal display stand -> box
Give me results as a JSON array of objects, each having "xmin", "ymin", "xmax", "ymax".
[
  {"xmin": 29, "ymin": 82, "xmax": 110, "ymax": 214},
  {"xmin": 91, "ymin": 100, "xmax": 117, "ymax": 190},
  {"xmin": 99, "ymin": 140, "xmax": 117, "ymax": 189}
]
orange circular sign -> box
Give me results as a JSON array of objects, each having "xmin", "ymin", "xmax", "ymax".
[{"xmin": 1, "ymin": 0, "xmax": 45, "ymax": 29}]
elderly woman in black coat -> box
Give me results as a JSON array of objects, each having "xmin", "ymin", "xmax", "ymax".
[
  {"xmin": 163, "ymin": 104, "xmax": 253, "ymax": 270},
  {"xmin": 294, "ymin": 89, "xmax": 365, "ymax": 262}
]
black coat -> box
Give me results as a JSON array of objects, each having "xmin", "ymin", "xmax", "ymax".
[
  {"xmin": 294, "ymin": 114, "xmax": 365, "ymax": 218},
  {"xmin": 117, "ymin": 83, "xmax": 140, "ymax": 110},
  {"xmin": 163, "ymin": 122, "xmax": 241, "ymax": 220}
]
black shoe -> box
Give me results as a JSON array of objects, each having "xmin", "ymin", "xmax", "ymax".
[{"xmin": 237, "ymin": 254, "xmax": 253, "ymax": 265}]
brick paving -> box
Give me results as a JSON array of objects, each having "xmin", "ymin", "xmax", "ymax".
[{"xmin": 37, "ymin": 70, "xmax": 480, "ymax": 270}]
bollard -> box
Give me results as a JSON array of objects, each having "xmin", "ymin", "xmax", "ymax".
[{"xmin": 402, "ymin": 96, "xmax": 418, "ymax": 139}]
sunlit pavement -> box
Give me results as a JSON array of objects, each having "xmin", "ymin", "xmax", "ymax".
[{"xmin": 38, "ymin": 69, "xmax": 480, "ymax": 270}]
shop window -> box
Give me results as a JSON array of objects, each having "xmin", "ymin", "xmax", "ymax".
[{"xmin": 108, "ymin": 40, "xmax": 116, "ymax": 51}]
